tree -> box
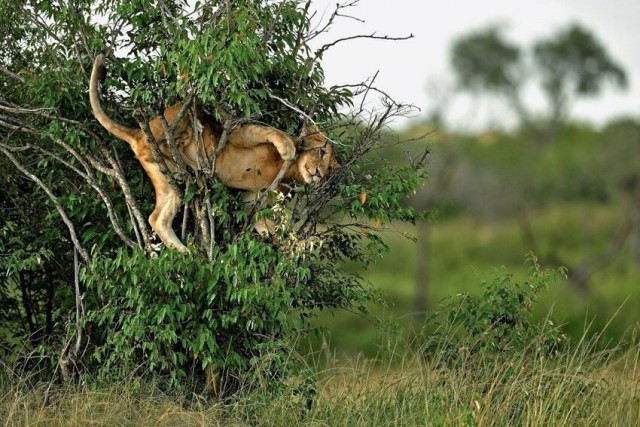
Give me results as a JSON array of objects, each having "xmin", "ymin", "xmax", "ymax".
[
  {"xmin": 450, "ymin": 26, "xmax": 534, "ymax": 134},
  {"xmin": 0, "ymin": 0, "xmax": 425, "ymax": 395},
  {"xmin": 451, "ymin": 26, "xmax": 521, "ymax": 94},
  {"xmin": 450, "ymin": 23, "xmax": 627, "ymax": 140},
  {"xmin": 534, "ymin": 24, "xmax": 627, "ymax": 139}
]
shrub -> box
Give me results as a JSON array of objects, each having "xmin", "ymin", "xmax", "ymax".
[
  {"xmin": 423, "ymin": 254, "xmax": 568, "ymax": 364},
  {"xmin": 0, "ymin": 0, "xmax": 426, "ymax": 395}
]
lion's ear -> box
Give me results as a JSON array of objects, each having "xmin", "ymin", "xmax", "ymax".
[{"xmin": 301, "ymin": 119, "xmax": 319, "ymax": 136}]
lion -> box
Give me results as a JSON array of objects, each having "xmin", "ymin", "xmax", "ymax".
[{"xmin": 89, "ymin": 54, "xmax": 339, "ymax": 252}]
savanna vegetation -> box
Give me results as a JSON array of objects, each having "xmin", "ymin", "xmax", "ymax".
[{"xmin": 1, "ymin": 0, "xmax": 639, "ymax": 425}]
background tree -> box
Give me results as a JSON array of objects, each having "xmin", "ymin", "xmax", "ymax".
[
  {"xmin": 0, "ymin": 0, "xmax": 424, "ymax": 394},
  {"xmin": 450, "ymin": 26, "xmax": 535, "ymax": 134},
  {"xmin": 450, "ymin": 23, "xmax": 627, "ymax": 141},
  {"xmin": 534, "ymin": 23, "xmax": 628, "ymax": 140}
]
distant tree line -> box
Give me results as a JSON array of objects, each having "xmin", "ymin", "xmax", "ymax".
[{"xmin": 450, "ymin": 23, "xmax": 627, "ymax": 141}]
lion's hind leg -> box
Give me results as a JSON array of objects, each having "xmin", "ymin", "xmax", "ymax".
[
  {"xmin": 149, "ymin": 187, "xmax": 185, "ymax": 252},
  {"xmin": 228, "ymin": 125, "xmax": 296, "ymax": 161},
  {"xmin": 144, "ymin": 162, "xmax": 188, "ymax": 252},
  {"xmin": 242, "ymin": 191, "xmax": 277, "ymax": 238}
]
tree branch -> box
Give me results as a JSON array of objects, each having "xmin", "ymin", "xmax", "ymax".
[
  {"xmin": 315, "ymin": 33, "xmax": 413, "ymax": 58},
  {"xmin": 0, "ymin": 144, "xmax": 90, "ymax": 264},
  {"xmin": 0, "ymin": 66, "xmax": 25, "ymax": 83},
  {"xmin": 136, "ymin": 115, "xmax": 182, "ymax": 196},
  {"xmin": 0, "ymin": 103, "xmax": 150, "ymax": 249},
  {"xmin": 54, "ymin": 139, "xmax": 138, "ymax": 249}
]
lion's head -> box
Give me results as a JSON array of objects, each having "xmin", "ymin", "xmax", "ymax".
[{"xmin": 296, "ymin": 123, "xmax": 340, "ymax": 184}]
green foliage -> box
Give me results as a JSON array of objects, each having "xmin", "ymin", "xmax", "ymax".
[
  {"xmin": 451, "ymin": 25, "xmax": 522, "ymax": 93},
  {"xmin": 99, "ymin": 0, "xmax": 351, "ymax": 129},
  {"xmin": 534, "ymin": 23, "xmax": 627, "ymax": 98},
  {"xmin": 86, "ymin": 244, "xmax": 292, "ymax": 389},
  {"xmin": 0, "ymin": 162, "xmax": 74, "ymax": 366},
  {"xmin": 450, "ymin": 23, "xmax": 628, "ymax": 137},
  {"xmin": 423, "ymin": 255, "xmax": 567, "ymax": 362},
  {"xmin": 0, "ymin": 0, "xmax": 426, "ymax": 393},
  {"xmin": 80, "ymin": 176, "xmax": 395, "ymax": 390}
]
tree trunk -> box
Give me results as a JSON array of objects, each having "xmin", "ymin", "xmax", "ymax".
[
  {"xmin": 413, "ymin": 221, "xmax": 430, "ymax": 323},
  {"xmin": 630, "ymin": 191, "xmax": 640, "ymax": 264},
  {"xmin": 569, "ymin": 212, "xmax": 633, "ymax": 293},
  {"xmin": 19, "ymin": 272, "xmax": 36, "ymax": 341}
]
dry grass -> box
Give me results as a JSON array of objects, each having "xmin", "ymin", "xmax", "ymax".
[
  {"xmin": 0, "ymin": 379, "xmax": 226, "ymax": 426},
  {"xmin": 2, "ymin": 339, "xmax": 639, "ymax": 426}
]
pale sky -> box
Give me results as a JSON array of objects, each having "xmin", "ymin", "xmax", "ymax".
[{"xmin": 310, "ymin": 0, "xmax": 640, "ymax": 131}]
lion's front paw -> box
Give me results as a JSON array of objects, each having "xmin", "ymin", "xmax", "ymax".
[{"xmin": 276, "ymin": 141, "xmax": 296, "ymax": 161}]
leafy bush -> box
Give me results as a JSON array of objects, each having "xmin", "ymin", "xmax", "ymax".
[
  {"xmin": 0, "ymin": 0, "xmax": 427, "ymax": 395},
  {"xmin": 423, "ymin": 255, "xmax": 568, "ymax": 363},
  {"xmin": 81, "ymin": 157, "xmax": 425, "ymax": 392},
  {"xmin": 84, "ymin": 230, "xmax": 373, "ymax": 391}
]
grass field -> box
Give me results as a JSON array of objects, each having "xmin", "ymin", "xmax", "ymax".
[
  {"xmin": 3, "ymin": 334, "xmax": 639, "ymax": 426},
  {"xmin": 4, "ymin": 124, "xmax": 640, "ymax": 425},
  {"xmin": 3, "ymin": 202, "xmax": 639, "ymax": 426}
]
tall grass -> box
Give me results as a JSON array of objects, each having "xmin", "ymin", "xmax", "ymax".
[
  {"xmin": 3, "ymin": 260, "xmax": 637, "ymax": 426},
  {"xmin": 311, "ymin": 338, "xmax": 640, "ymax": 426},
  {"xmin": 2, "ymin": 332, "xmax": 638, "ymax": 426}
]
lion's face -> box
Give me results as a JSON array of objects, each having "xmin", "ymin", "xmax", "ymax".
[{"xmin": 297, "ymin": 127, "xmax": 340, "ymax": 184}]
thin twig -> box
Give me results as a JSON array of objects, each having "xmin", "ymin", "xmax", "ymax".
[
  {"xmin": 248, "ymin": 159, "xmax": 295, "ymax": 219},
  {"xmin": 205, "ymin": 196, "xmax": 215, "ymax": 260},
  {"xmin": 0, "ymin": 145, "xmax": 90, "ymax": 264},
  {"xmin": 157, "ymin": 112, "xmax": 189, "ymax": 174},
  {"xmin": 210, "ymin": 118, "xmax": 240, "ymax": 177},
  {"xmin": 54, "ymin": 139, "xmax": 137, "ymax": 248},
  {"xmin": 181, "ymin": 180, "xmax": 190, "ymax": 242},
  {"xmin": 0, "ymin": 65, "xmax": 25, "ymax": 83},
  {"xmin": 156, "ymin": 92, "xmax": 194, "ymax": 173},
  {"xmin": 267, "ymin": 92, "xmax": 317, "ymax": 125},
  {"xmin": 72, "ymin": 248, "xmax": 84, "ymax": 359},
  {"xmin": 137, "ymin": 116, "xmax": 182, "ymax": 196},
  {"xmin": 107, "ymin": 144, "xmax": 151, "ymax": 248},
  {"xmin": 315, "ymin": 33, "xmax": 413, "ymax": 58}
]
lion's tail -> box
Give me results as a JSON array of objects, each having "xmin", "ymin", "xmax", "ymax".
[{"xmin": 89, "ymin": 54, "xmax": 141, "ymax": 145}]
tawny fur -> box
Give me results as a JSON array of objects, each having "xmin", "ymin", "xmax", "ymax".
[{"xmin": 89, "ymin": 55, "xmax": 338, "ymax": 251}]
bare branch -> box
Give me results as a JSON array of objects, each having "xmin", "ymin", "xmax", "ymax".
[
  {"xmin": 181, "ymin": 181, "xmax": 190, "ymax": 242},
  {"xmin": 211, "ymin": 117, "xmax": 245, "ymax": 177},
  {"xmin": 156, "ymin": 113, "xmax": 189, "ymax": 174},
  {"xmin": 306, "ymin": 1, "xmax": 361, "ymax": 42},
  {"xmin": 108, "ymin": 146, "xmax": 150, "ymax": 248},
  {"xmin": 0, "ymin": 103, "xmax": 150, "ymax": 249},
  {"xmin": 0, "ymin": 116, "xmax": 41, "ymax": 137},
  {"xmin": 0, "ymin": 66, "xmax": 26, "ymax": 84},
  {"xmin": 136, "ymin": 115, "xmax": 182, "ymax": 196},
  {"xmin": 267, "ymin": 91, "xmax": 317, "ymax": 126},
  {"xmin": 315, "ymin": 33, "xmax": 413, "ymax": 58},
  {"xmin": 78, "ymin": 132, "xmax": 152, "ymax": 249},
  {"xmin": 248, "ymin": 158, "xmax": 295, "ymax": 219},
  {"xmin": 54, "ymin": 139, "xmax": 138, "ymax": 249},
  {"xmin": 155, "ymin": 91, "xmax": 195, "ymax": 175},
  {"xmin": 291, "ymin": 0, "xmax": 312, "ymax": 58},
  {"xmin": 0, "ymin": 144, "xmax": 90, "ymax": 264},
  {"xmin": 205, "ymin": 196, "xmax": 215, "ymax": 260},
  {"xmin": 72, "ymin": 248, "xmax": 84, "ymax": 360},
  {"xmin": 190, "ymin": 99, "xmax": 209, "ymax": 170}
]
